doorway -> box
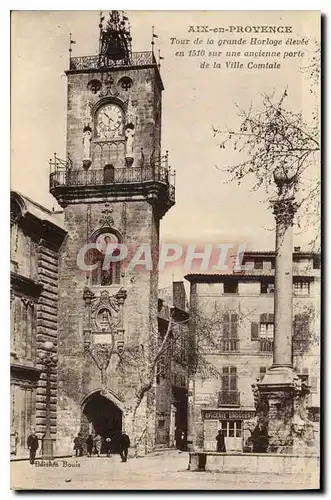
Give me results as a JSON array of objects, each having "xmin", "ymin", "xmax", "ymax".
[
  {"xmin": 173, "ymin": 386, "xmax": 188, "ymax": 450},
  {"xmin": 82, "ymin": 391, "xmax": 122, "ymax": 453}
]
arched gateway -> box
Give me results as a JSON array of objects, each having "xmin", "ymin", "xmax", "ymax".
[{"xmin": 81, "ymin": 390, "xmax": 123, "ymax": 453}]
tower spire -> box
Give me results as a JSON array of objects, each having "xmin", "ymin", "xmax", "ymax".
[{"xmin": 98, "ymin": 10, "xmax": 132, "ymax": 67}]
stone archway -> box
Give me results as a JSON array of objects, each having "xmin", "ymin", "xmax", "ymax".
[{"xmin": 81, "ymin": 390, "xmax": 123, "ymax": 453}]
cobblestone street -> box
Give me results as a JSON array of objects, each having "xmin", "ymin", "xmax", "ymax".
[{"xmin": 11, "ymin": 451, "xmax": 318, "ymax": 490}]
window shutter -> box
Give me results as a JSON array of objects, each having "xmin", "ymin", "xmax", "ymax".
[
  {"xmin": 260, "ymin": 313, "xmax": 268, "ymax": 323},
  {"xmin": 223, "ymin": 313, "xmax": 230, "ymax": 323},
  {"xmin": 230, "ymin": 366, "xmax": 237, "ymax": 391},
  {"xmin": 221, "ymin": 371, "xmax": 228, "ymax": 391},
  {"xmin": 294, "ymin": 314, "xmax": 310, "ymax": 338},
  {"xmin": 310, "ymin": 376, "xmax": 318, "ymax": 393},
  {"xmin": 230, "ymin": 373, "xmax": 237, "ymax": 391},
  {"xmin": 293, "ymin": 314, "xmax": 299, "ymax": 338},
  {"xmin": 302, "ymin": 313, "xmax": 310, "ymax": 335},
  {"xmin": 223, "ymin": 320, "xmax": 230, "ymax": 338},
  {"xmin": 231, "ymin": 313, "xmax": 238, "ymax": 338},
  {"xmin": 268, "ymin": 313, "xmax": 274, "ymax": 323},
  {"xmin": 251, "ymin": 322, "xmax": 259, "ymax": 340}
]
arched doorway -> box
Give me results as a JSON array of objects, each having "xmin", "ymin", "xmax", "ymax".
[{"xmin": 82, "ymin": 391, "xmax": 122, "ymax": 453}]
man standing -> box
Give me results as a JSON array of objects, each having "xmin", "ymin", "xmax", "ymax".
[
  {"xmin": 216, "ymin": 429, "xmax": 226, "ymax": 452},
  {"xmin": 27, "ymin": 429, "xmax": 39, "ymax": 465},
  {"xmin": 94, "ymin": 434, "xmax": 102, "ymax": 457},
  {"xmin": 119, "ymin": 431, "xmax": 130, "ymax": 462},
  {"xmin": 86, "ymin": 434, "xmax": 94, "ymax": 457},
  {"xmin": 73, "ymin": 432, "xmax": 84, "ymax": 457}
]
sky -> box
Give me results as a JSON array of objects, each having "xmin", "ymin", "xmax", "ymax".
[{"xmin": 11, "ymin": 11, "xmax": 320, "ymax": 286}]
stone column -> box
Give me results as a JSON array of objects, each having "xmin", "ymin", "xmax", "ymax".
[
  {"xmin": 256, "ymin": 191, "xmax": 298, "ymax": 452},
  {"xmin": 273, "ymin": 198, "xmax": 295, "ymax": 368},
  {"xmin": 258, "ymin": 195, "xmax": 298, "ymax": 391}
]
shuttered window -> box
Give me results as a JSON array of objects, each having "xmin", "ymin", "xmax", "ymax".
[
  {"xmin": 222, "ymin": 313, "xmax": 238, "ymax": 339},
  {"xmin": 251, "ymin": 313, "xmax": 274, "ymax": 340}
]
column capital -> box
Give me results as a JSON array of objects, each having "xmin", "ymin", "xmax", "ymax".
[{"xmin": 271, "ymin": 197, "xmax": 299, "ymax": 227}]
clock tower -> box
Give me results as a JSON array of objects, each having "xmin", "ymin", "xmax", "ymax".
[{"xmin": 50, "ymin": 11, "xmax": 175, "ymax": 455}]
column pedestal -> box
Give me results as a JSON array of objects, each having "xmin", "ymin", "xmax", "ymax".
[
  {"xmin": 257, "ymin": 366, "xmax": 296, "ymax": 453},
  {"xmin": 255, "ymin": 367, "xmax": 314, "ymax": 453}
]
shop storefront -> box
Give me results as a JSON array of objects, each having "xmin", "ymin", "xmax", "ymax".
[{"xmin": 202, "ymin": 409, "xmax": 256, "ymax": 452}]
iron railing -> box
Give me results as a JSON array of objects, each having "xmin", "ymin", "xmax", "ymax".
[
  {"xmin": 69, "ymin": 51, "xmax": 156, "ymax": 71},
  {"xmin": 218, "ymin": 391, "xmax": 240, "ymax": 406},
  {"xmin": 50, "ymin": 166, "xmax": 175, "ymax": 202},
  {"xmin": 260, "ymin": 339, "xmax": 273, "ymax": 352},
  {"xmin": 218, "ymin": 338, "xmax": 239, "ymax": 352}
]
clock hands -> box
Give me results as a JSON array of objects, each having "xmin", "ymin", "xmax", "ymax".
[{"xmin": 103, "ymin": 112, "xmax": 114, "ymax": 123}]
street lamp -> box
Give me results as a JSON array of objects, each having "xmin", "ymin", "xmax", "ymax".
[{"xmin": 39, "ymin": 340, "xmax": 57, "ymax": 460}]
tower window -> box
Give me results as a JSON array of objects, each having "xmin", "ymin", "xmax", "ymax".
[
  {"xmin": 118, "ymin": 76, "xmax": 133, "ymax": 91},
  {"xmin": 87, "ymin": 79, "xmax": 102, "ymax": 94}
]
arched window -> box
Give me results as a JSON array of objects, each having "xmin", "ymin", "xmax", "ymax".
[{"xmin": 88, "ymin": 231, "xmax": 121, "ymax": 286}]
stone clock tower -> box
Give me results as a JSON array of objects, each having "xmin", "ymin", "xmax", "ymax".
[{"xmin": 50, "ymin": 11, "xmax": 175, "ymax": 455}]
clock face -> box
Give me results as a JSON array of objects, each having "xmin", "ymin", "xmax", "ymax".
[{"xmin": 96, "ymin": 104, "xmax": 123, "ymax": 139}]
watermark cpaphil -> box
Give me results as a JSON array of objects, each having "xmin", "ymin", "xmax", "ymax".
[{"xmin": 76, "ymin": 241, "xmax": 253, "ymax": 275}]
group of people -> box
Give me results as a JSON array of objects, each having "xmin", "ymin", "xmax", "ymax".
[
  {"xmin": 26, "ymin": 429, "xmax": 131, "ymax": 465},
  {"xmin": 74, "ymin": 431, "xmax": 131, "ymax": 462}
]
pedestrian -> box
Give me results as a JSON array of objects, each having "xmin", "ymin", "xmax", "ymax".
[
  {"xmin": 119, "ymin": 431, "xmax": 130, "ymax": 462},
  {"xmin": 216, "ymin": 429, "xmax": 226, "ymax": 452},
  {"xmin": 105, "ymin": 437, "xmax": 112, "ymax": 457},
  {"xmin": 180, "ymin": 430, "xmax": 186, "ymax": 451},
  {"xmin": 251, "ymin": 423, "xmax": 268, "ymax": 453},
  {"xmin": 86, "ymin": 434, "xmax": 93, "ymax": 457},
  {"xmin": 73, "ymin": 432, "xmax": 84, "ymax": 457},
  {"xmin": 94, "ymin": 434, "xmax": 102, "ymax": 457},
  {"xmin": 27, "ymin": 428, "xmax": 39, "ymax": 465}
]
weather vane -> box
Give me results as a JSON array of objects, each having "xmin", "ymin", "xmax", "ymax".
[
  {"xmin": 69, "ymin": 32, "xmax": 76, "ymax": 59},
  {"xmin": 151, "ymin": 26, "xmax": 158, "ymax": 55}
]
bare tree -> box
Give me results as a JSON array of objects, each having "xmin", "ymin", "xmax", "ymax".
[
  {"xmin": 292, "ymin": 302, "xmax": 319, "ymax": 355},
  {"xmin": 115, "ymin": 310, "xmax": 189, "ymax": 456},
  {"xmin": 189, "ymin": 301, "xmax": 257, "ymax": 380},
  {"xmin": 213, "ymin": 45, "xmax": 320, "ymax": 250}
]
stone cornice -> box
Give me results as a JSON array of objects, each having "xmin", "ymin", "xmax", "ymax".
[
  {"xmin": 10, "ymin": 362, "xmax": 42, "ymax": 383},
  {"xmin": 50, "ymin": 181, "xmax": 175, "ymax": 218},
  {"xmin": 11, "ymin": 272, "xmax": 43, "ymax": 298}
]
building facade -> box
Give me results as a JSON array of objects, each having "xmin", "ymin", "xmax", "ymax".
[
  {"xmin": 10, "ymin": 191, "xmax": 65, "ymax": 458},
  {"xmin": 185, "ymin": 249, "xmax": 320, "ymax": 452}
]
